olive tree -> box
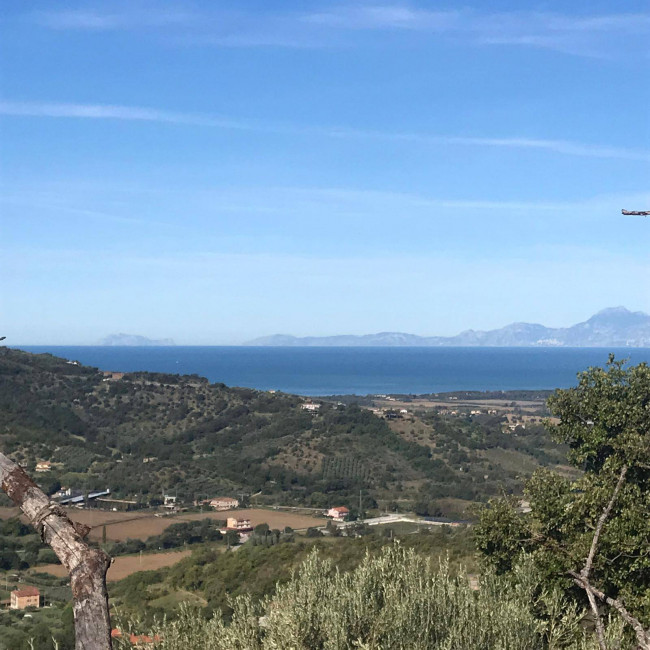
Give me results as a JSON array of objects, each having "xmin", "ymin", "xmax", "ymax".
[{"xmin": 475, "ymin": 358, "xmax": 650, "ymax": 649}]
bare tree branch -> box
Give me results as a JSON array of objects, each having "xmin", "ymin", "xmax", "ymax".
[
  {"xmin": 567, "ymin": 465, "xmax": 650, "ymax": 650},
  {"xmin": 0, "ymin": 452, "xmax": 113, "ymax": 650},
  {"xmin": 570, "ymin": 572, "xmax": 650, "ymax": 650},
  {"xmin": 583, "ymin": 584, "xmax": 608, "ymax": 650},
  {"xmin": 621, "ymin": 210, "xmax": 650, "ymax": 216},
  {"xmin": 582, "ymin": 466, "xmax": 628, "ymax": 581}
]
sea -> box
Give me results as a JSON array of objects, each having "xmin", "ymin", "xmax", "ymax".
[{"xmin": 16, "ymin": 346, "xmax": 650, "ymax": 396}]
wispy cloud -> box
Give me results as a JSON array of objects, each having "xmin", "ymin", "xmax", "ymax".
[
  {"xmin": 34, "ymin": 8, "xmax": 194, "ymax": 31},
  {"xmin": 29, "ymin": 4, "xmax": 650, "ymax": 57},
  {"xmin": 1, "ymin": 100, "xmax": 648, "ymax": 162},
  {"xmin": 0, "ymin": 101, "xmax": 251, "ymax": 130},
  {"xmin": 0, "ymin": 196, "xmax": 161, "ymax": 227}
]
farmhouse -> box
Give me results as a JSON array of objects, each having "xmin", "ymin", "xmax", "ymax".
[
  {"xmin": 102, "ymin": 371, "xmax": 125, "ymax": 381},
  {"xmin": 326, "ymin": 506, "xmax": 350, "ymax": 522},
  {"xmin": 35, "ymin": 461, "xmax": 51, "ymax": 472},
  {"xmin": 225, "ymin": 517, "xmax": 253, "ymax": 531},
  {"xmin": 301, "ymin": 403, "xmax": 320, "ymax": 411},
  {"xmin": 208, "ymin": 496, "xmax": 239, "ymax": 510},
  {"xmin": 11, "ymin": 587, "xmax": 40, "ymax": 610}
]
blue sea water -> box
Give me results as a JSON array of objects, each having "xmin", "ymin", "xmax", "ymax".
[{"xmin": 16, "ymin": 346, "xmax": 650, "ymax": 396}]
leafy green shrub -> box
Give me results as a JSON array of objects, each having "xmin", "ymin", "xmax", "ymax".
[{"xmin": 114, "ymin": 545, "xmax": 610, "ymax": 649}]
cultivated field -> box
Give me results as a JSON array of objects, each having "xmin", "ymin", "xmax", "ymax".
[
  {"xmin": 36, "ymin": 549, "xmax": 192, "ymax": 582},
  {"xmin": 89, "ymin": 508, "xmax": 326, "ymax": 541},
  {"xmin": 0, "ymin": 507, "xmax": 21, "ymax": 519},
  {"xmin": 0, "ymin": 506, "xmax": 143, "ymax": 528},
  {"xmin": 1, "ymin": 504, "xmax": 326, "ymax": 541}
]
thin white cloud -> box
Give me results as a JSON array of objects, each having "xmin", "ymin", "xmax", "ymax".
[
  {"xmin": 0, "ymin": 196, "xmax": 161, "ymax": 226},
  {"xmin": 30, "ymin": 5, "xmax": 650, "ymax": 57},
  {"xmin": 35, "ymin": 8, "xmax": 194, "ymax": 31},
  {"xmin": 2, "ymin": 100, "xmax": 648, "ymax": 162},
  {"xmin": 0, "ymin": 101, "xmax": 251, "ymax": 130}
]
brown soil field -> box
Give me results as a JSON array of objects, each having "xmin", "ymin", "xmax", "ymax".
[
  {"xmin": 0, "ymin": 507, "xmax": 20, "ymax": 519},
  {"xmin": 2, "ymin": 504, "xmax": 325, "ymax": 542},
  {"xmin": 185, "ymin": 508, "xmax": 326, "ymax": 531},
  {"xmin": 89, "ymin": 508, "xmax": 326, "ymax": 541},
  {"xmin": 0, "ymin": 506, "xmax": 143, "ymax": 527},
  {"xmin": 36, "ymin": 549, "xmax": 192, "ymax": 582},
  {"xmin": 62, "ymin": 509, "xmax": 144, "ymax": 526}
]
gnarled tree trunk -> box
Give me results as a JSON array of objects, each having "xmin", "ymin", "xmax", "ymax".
[{"xmin": 0, "ymin": 452, "xmax": 112, "ymax": 650}]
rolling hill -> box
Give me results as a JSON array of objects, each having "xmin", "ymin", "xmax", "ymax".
[{"xmin": 0, "ymin": 347, "xmax": 569, "ymax": 517}]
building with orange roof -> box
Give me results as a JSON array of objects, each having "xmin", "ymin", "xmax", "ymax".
[
  {"xmin": 11, "ymin": 587, "xmax": 40, "ymax": 610},
  {"xmin": 326, "ymin": 506, "xmax": 350, "ymax": 521}
]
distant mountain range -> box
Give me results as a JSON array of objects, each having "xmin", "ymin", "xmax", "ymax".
[
  {"xmin": 99, "ymin": 334, "xmax": 176, "ymax": 346},
  {"xmin": 245, "ymin": 307, "xmax": 650, "ymax": 348}
]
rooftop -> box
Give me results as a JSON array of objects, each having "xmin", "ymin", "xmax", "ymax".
[{"xmin": 13, "ymin": 587, "xmax": 40, "ymax": 597}]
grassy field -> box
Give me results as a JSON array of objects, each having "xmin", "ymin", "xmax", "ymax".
[{"xmin": 36, "ymin": 548, "xmax": 193, "ymax": 582}]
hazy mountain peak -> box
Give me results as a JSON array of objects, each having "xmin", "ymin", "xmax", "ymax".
[
  {"xmin": 244, "ymin": 308, "xmax": 650, "ymax": 347},
  {"xmin": 99, "ymin": 333, "xmax": 176, "ymax": 346},
  {"xmin": 594, "ymin": 306, "xmax": 631, "ymax": 316}
]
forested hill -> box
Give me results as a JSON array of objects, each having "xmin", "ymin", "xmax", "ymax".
[{"xmin": 0, "ymin": 348, "xmax": 568, "ymax": 516}]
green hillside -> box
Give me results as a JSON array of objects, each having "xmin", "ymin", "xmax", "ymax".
[
  {"xmin": 110, "ymin": 526, "xmax": 476, "ymax": 622},
  {"xmin": 0, "ymin": 347, "xmax": 569, "ymax": 516}
]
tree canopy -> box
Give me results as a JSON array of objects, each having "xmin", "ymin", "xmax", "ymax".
[{"xmin": 475, "ymin": 357, "xmax": 650, "ymax": 648}]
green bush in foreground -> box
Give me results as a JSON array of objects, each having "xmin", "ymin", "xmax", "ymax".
[{"xmin": 115, "ymin": 545, "xmax": 619, "ymax": 650}]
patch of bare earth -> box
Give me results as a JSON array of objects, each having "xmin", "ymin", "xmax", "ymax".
[
  {"xmin": 36, "ymin": 549, "xmax": 192, "ymax": 582},
  {"xmin": 86, "ymin": 508, "xmax": 326, "ymax": 541}
]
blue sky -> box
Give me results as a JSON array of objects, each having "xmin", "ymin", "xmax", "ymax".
[{"xmin": 1, "ymin": 1, "xmax": 649, "ymax": 344}]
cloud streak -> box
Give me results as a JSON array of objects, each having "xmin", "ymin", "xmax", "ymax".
[
  {"xmin": 2, "ymin": 100, "xmax": 648, "ymax": 162},
  {"xmin": 30, "ymin": 4, "xmax": 650, "ymax": 57}
]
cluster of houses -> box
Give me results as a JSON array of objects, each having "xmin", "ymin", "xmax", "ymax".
[
  {"xmin": 369, "ymin": 407, "xmax": 409, "ymax": 419},
  {"xmin": 436, "ymin": 407, "xmax": 499, "ymax": 417}
]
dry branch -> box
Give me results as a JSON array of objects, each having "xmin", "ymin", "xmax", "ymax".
[
  {"xmin": 0, "ymin": 452, "xmax": 113, "ymax": 650},
  {"xmin": 568, "ymin": 465, "xmax": 650, "ymax": 650},
  {"xmin": 582, "ymin": 466, "xmax": 628, "ymax": 582},
  {"xmin": 570, "ymin": 572, "xmax": 650, "ymax": 650}
]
